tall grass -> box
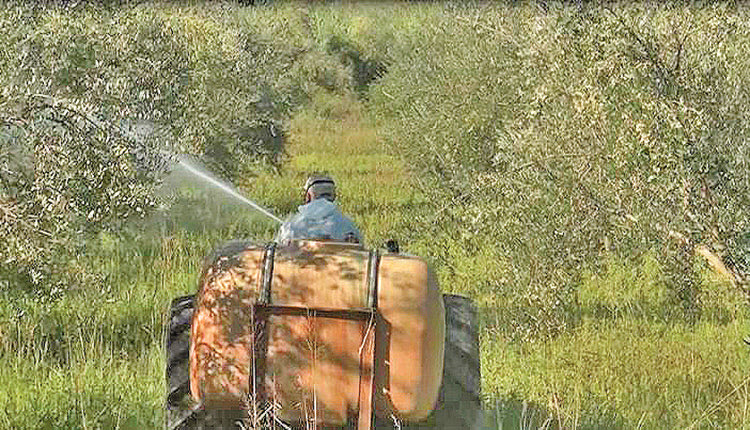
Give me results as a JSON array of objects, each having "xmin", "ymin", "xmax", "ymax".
[{"xmin": 0, "ymin": 2, "xmax": 748, "ymax": 429}]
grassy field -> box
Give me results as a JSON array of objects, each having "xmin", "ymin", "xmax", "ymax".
[{"xmin": 1, "ymin": 2, "xmax": 749, "ymax": 430}]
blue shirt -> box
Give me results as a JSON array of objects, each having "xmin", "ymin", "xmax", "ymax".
[{"xmin": 276, "ymin": 198, "xmax": 362, "ymax": 244}]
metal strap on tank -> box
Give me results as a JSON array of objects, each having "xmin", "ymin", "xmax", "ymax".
[
  {"xmin": 260, "ymin": 242, "xmax": 276, "ymax": 305},
  {"xmin": 251, "ymin": 242, "xmax": 276, "ymax": 414},
  {"xmin": 366, "ymin": 249, "xmax": 380, "ymax": 309}
]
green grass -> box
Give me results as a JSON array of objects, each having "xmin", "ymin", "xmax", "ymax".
[
  {"xmin": 0, "ymin": 349, "xmax": 162, "ymax": 429},
  {"xmin": 484, "ymin": 318, "xmax": 750, "ymax": 429},
  {"xmin": 483, "ymin": 263, "xmax": 750, "ymax": 428},
  {"xmin": 0, "ymin": 3, "xmax": 749, "ymax": 430},
  {"xmin": 245, "ymin": 90, "xmax": 431, "ymax": 251}
]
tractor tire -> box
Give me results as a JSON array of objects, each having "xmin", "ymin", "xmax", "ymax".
[
  {"xmin": 400, "ymin": 294, "xmax": 483, "ymax": 430},
  {"xmin": 437, "ymin": 294, "xmax": 483, "ymax": 429},
  {"xmin": 165, "ymin": 295, "xmax": 202, "ymax": 430},
  {"xmin": 165, "ymin": 295, "xmax": 245, "ymax": 430}
]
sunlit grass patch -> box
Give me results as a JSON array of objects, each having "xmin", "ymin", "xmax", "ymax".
[
  {"xmin": 0, "ymin": 231, "xmax": 225, "ymax": 429},
  {"xmin": 483, "ymin": 317, "xmax": 750, "ymax": 429},
  {"xmin": 246, "ymin": 87, "xmax": 431, "ymax": 252},
  {"xmin": 578, "ymin": 252, "xmax": 673, "ymax": 321},
  {"xmin": 0, "ymin": 345, "xmax": 164, "ymax": 430}
]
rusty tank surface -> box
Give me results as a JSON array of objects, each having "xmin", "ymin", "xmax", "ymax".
[{"xmin": 165, "ymin": 240, "xmax": 482, "ymax": 430}]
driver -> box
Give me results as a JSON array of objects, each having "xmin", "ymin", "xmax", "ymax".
[{"xmin": 276, "ymin": 175, "xmax": 362, "ymax": 245}]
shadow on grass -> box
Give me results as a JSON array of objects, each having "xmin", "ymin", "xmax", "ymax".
[
  {"xmin": 483, "ymin": 397, "xmax": 626, "ymax": 430},
  {"xmin": 484, "ymin": 398, "xmax": 556, "ymax": 430}
]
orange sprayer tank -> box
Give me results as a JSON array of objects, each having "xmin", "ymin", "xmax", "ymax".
[{"xmin": 189, "ymin": 240, "xmax": 445, "ymax": 425}]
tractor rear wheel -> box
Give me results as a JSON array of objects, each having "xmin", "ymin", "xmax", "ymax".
[
  {"xmin": 399, "ymin": 294, "xmax": 483, "ymax": 429},
  {"xmin": 166, "ymin": 295, "xmax": 202, "ymax": 430},
  {"xmin": 165, "ymin": 295, "xmax": 247, "ymax": 430},
  {"xmin": 437, "ymin": 294, "xmax": 483, "ymax": 429}
]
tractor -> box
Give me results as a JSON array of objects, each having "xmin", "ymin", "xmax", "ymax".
[{"xmin": 165, "ymin": 239, "xmax": 481, "ymax": 429}]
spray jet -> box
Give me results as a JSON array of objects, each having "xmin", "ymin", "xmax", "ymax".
[{"xmin": 32, "ymin": 94, "xmax": 283, "ymax": 225}]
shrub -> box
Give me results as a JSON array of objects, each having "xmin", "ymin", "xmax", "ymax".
[
  {"xmin": 370, "ymin": 4, "xmax": 750, "ymax": 339},
  {"xmin": 0, "ymin": 3, "xmax": 352, "ymax": 295}
]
